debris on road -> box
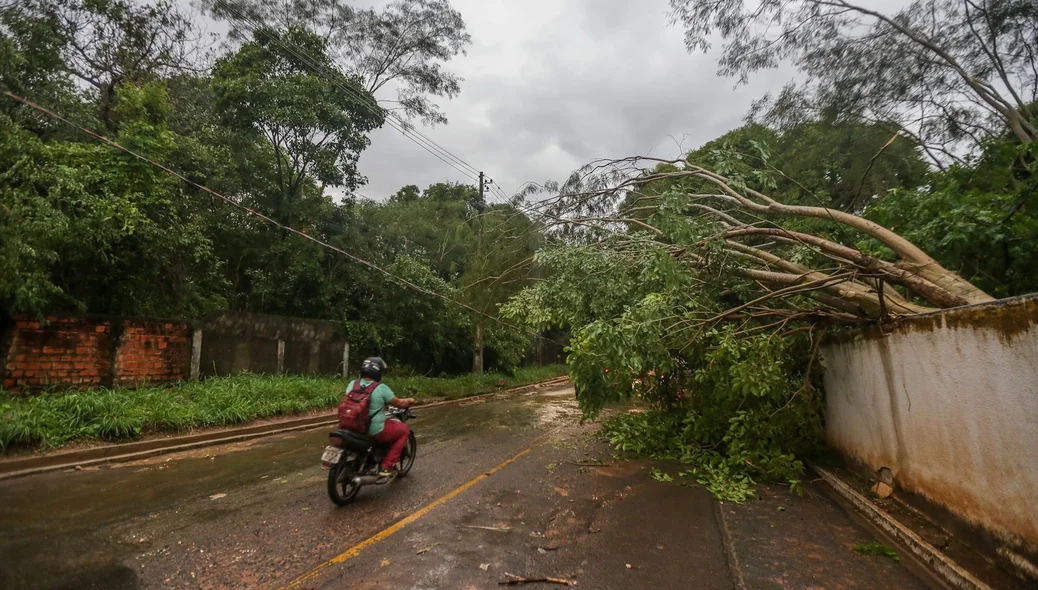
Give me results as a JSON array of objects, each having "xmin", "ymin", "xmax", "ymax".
[
  {"xmin": 852, "ymin": 542, "xmax": 899, "ymax": 561},
  {"xmin": 871, "ymin": 481, "xmax": 894, "ymax": 499},
  {"xmin": 480, "ymin": 563, "xmax": 490, "ymax": 571},
  {"xmin": 464, "ymin": 525, "xmax": 511, "ymax": 532},
  {"xmin": 499, "ymin": 572, "xmax": 577, "ymax": 586},
  {"xmin": 415, "ymin": 543, "xmax": 440, "ymax": 555},
  {"xmin": 208, "ymin": 493, "xmax": 227, "ymax": 500}
]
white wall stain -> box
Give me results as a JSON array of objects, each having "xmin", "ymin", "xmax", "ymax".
[{"xmin": 823, "ymin": 296, "xmax": 1038, "ymax": 552}]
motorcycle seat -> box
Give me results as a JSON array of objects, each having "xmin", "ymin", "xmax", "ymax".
[{"xmin": 330, "ymin": 429, "xmax": 376, "ymax": 451}]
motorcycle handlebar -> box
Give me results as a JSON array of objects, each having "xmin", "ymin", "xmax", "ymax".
[{"xmin": 388, "ymin": 406, "xmax": 416, "ymax": 419}]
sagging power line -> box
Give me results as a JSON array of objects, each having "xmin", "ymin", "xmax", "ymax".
[
  {"xmin": 213, "ymin": 0, "xmax": 515, "ymax": 204},
  {"xmin": 1, "ymin": 89, "xmax": 557, "ymax": 346}
]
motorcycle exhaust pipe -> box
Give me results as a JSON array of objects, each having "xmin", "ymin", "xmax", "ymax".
[{"xmin": 352, "ymin": 475, "xmax": 392, "ymax": 486}]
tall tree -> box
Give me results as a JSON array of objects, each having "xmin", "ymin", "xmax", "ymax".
[
  {"xmin": 204, "ymin": 0, "xmax": 471, "ymax": 125},
  {"xmin": 7, "ymin": 0, "xmax": 204, "ymax": 130},
  {"xmin": 670, "ymin": 0, "xmax": 1038, "ymax": 164},
  {"xmin": 211, "ymin": 26, "xmax": 384, "ymax": 220}
]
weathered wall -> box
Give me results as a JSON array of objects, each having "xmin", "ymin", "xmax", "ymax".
[
  {"xmin": 822, "ymin": 294, "xmax": 1038, "ymax": 552},
  {"xmin": 1, "ymin": 315, "xmax": 190, "ymax": 392},
  {"xmin": 1, "ymin": 311, "xmax": 348, "ymax": 392},
  {"xmin": 196, "ymin": 311, "xmax": 345, "ymax": 378}
]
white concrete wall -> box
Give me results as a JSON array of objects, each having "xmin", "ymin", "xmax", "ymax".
[{"xmin": 823, "ymin": 295, "xmax": 1038, "ymax": 551}]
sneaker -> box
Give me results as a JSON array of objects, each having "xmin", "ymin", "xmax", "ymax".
[{"xmin": 376, "ymin": 468, "xmax": 396, "ymax": 479}]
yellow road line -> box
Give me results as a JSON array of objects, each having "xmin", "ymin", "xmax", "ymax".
[{"xmin": 279, "ymin": 430, "xmax": 556, "ymax": 589}]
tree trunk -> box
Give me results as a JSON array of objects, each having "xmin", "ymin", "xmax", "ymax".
[{"xmin": 472, "ymin": 319, "xmax": 484, "ymax": 374}]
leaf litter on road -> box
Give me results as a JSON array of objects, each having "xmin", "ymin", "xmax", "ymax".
[{"xmin": 852, "ymin": 541, "xmax": 899, "ymax": 561}]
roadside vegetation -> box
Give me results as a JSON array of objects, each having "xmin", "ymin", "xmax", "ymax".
[
  {"xmin": 503, "ymin": 1, "xmax": 1037, "ymax": 501},
  {"xmin": 0, "ymin": 365, "xmax": 566, "ymax": 450}
]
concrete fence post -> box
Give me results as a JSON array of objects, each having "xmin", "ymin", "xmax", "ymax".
[
  {"xmin": 189, "ymin": 328, "xmax": 203, "ymax": 381},
  {"xmin": 308, "ymin": 341, "xmax": 320, "ymax": 374},
  {"xmin": 276, "ymin": 340, "xmax": 286, "ymax": 374}
]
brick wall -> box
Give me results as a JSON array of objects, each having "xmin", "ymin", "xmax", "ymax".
[
  {"xmin": 1, "ymin": 315, "xmax": 191, "ymax": 393},
  {"xmin": 1, "ymin": 311, "xmax": 348, "ymax": 393},
  {"xmin": 112, "ymin": 320, "xmax": 191, "ymax": 387}
]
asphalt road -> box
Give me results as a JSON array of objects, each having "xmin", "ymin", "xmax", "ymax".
[{"xmin": 0, "ymin": 386, "xmax": 939, "ymax": 589}]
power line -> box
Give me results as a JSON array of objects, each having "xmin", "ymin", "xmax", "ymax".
[
  {"xmin": 211, "ymin": 6, "xmax": 550, "ymax": 272},
  {"xmin": 214, "ymin": 3, "xmax": 539, "ymax": 217},
  {"xmin": 1, "ymin": 89, "xmax": 557, "ymax": 345},
  {"xmin": 213, "ymin": 1, "xmax": 506, "ymax": 193},
  {"xmin": 226, "ymin": 4, "xmax": 480, "ymax": 183}
]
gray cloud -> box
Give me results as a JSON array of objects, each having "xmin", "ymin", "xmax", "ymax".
[{"xmin": 354, "ymin": 0, "xmax": 795, "ymax": 201}]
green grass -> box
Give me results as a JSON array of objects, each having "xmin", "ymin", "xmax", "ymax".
[
  {"xmin": 0, "ymin": 365, "xmax": 567, "ymax": 450},
  {"xmin": 852, "ymin": 541, "xmax": 899, "ymax": 561}
]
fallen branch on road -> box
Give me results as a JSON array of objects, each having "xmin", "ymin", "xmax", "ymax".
[
  {"xmin": 566, "ymin": 460, "xmax": 608, "ymax": 467},
  {"xmin": 499, "ymin": 572, "xmax": 577, "ymax": 586}
]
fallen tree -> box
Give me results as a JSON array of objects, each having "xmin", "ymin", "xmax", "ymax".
[
  {"xmin": 503, "ymin": 153, "xmax": 997, "ymax": 501},
  {"xmin": 534, "ymin": 155, "xmax": 993, "ymax": 324}
]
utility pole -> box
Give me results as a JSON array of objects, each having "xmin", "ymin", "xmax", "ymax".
[
  {"xmin": 478, "ymin": 171, "xmax": 485, "ymax": 208},
  {"xmin": 473, "ymin": 171, "xmax": 486, "ymax": 374}
]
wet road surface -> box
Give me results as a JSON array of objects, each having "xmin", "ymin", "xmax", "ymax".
[{"xmin": 0, "ymin": 386, "xmax": 939, "ymax": 589}]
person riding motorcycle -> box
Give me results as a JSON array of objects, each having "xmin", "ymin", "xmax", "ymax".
[{"xmin": 351, "ymin": 357, "xmax": 416, "ymax": 478}]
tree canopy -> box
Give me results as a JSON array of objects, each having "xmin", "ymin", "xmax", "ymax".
[
  {"xmin": 204, "ymin": 0, "xmax": 471, "ymax": 126},
  {"xmin": 671, "ymin": 0, "xmax": 1038, "ymax": 163},
  {"xmin": 0, "ymin": 0, "xmax": 544, "ymax": 376}
]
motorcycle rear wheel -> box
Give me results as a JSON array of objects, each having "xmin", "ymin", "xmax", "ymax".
[
  {"xmin": 327, "ymin": 459, "xmax": 361, "ymax": 506},
  {"xmin": 396, "ymin": 432, "xmax": 417, "ymax": 477}
]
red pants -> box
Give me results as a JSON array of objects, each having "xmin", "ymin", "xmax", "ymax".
[{"xmin": 373, "ymin": 419, "xmax": 410, "ymax": 470}]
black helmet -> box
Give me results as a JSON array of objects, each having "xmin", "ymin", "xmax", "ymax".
[{"xmin": 360, "ymin": 357, "xmax": 387, "ymax": 381}]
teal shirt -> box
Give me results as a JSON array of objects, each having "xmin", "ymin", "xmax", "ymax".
[{"xmin": 349, "ymin": 379, "xmax": 395, "ymax": 435}]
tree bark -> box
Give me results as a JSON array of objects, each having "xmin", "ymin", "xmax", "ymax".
[
  {"xmin": 685, "ymin": 167, "xmax": 996, "ymax": 305},
  {"xmin": 721, "ymin": 227, "xmax": 971, "ymax": 308}
]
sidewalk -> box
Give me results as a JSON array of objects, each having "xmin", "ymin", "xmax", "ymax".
[{"xmin": 719, "ymin": 481, "xmax": 936, "ymax": 589}]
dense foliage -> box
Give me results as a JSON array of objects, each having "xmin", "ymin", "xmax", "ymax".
[
  {"xmin": 0, "ymin": 0, "xmax": 541, "ymax": 375},
  {"xmin": 503, "ymin": 2, "xmax": 1037, "ymax": 500},
  {"xmin": 504, "ymin": 236, "xmax": 823, "ymax": 500}
]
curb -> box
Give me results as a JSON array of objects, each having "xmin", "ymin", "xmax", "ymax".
[
  {"xmin": 0, "ymin": 376, "xmax": 571, "ymax": 481},
  {"xmin": 810, "ymin": 463, "xmax": 992, "ymax": 590}
]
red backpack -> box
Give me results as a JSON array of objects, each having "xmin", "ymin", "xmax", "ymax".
[{"xmin": 338, "ymin": 380, "xmax": 380, "ymax": 433}]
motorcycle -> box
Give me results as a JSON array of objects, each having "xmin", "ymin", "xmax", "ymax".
[{"xmin": 321, "ymin": 406, "xmax": 418, "ymax": 506}]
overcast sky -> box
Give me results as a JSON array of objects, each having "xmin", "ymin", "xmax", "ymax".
[
  {"xmin": 188, "ymin": 0, "xmax": 799, "ymax": 202},
  {"xmin": 349, "ymin": 0, "xmax": 797, "ymax": 201}
]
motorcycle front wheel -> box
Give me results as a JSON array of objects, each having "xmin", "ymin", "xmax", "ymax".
[{"xmin": 327, "ymin": 458, "xmax": 361, "ymax": 506}]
